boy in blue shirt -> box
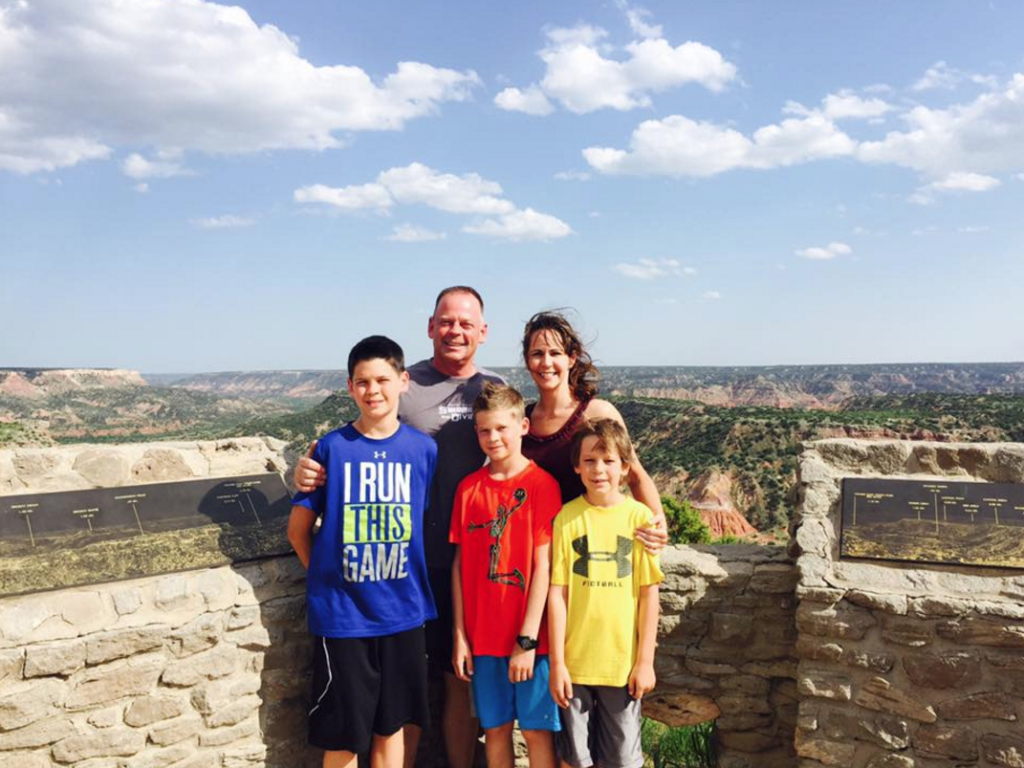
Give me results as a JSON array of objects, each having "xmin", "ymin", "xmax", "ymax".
[{"xmin": 289, "ymin": 336, "xmax": 438, "ymax": 768}]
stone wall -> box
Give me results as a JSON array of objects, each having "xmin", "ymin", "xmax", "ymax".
[
  {"xmin": 0, "ymin": 438, "xmax": 291, "ymax": 494},
  {"xmin": 0, "ymin": 558, "xmax": 314, "ymax": 768},
  {"xmin": 0, "ymin": 439, "xmax": 315, "ymax": 768},
  {"xmin": 0, "ymin": 437, "xmax": 803, "ymax": 767},
  {"xmin": 5, "ymin": 437, "xmax": 1023, "ymax": 768},
  {"xmin": 654, "ymin": 545, "xmax": 799, "ymax": 768},
  {"xmin": 791, "ymin": 439, "xmax": 1024, "ymax": 768}
]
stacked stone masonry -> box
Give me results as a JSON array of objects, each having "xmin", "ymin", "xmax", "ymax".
[
  {"xmin": 0, "ymin": 558, "xmax": 317, "ymax": 767},
  {"xmin": 792, "ymin": 439, "xmax": 1024, "ymax": 768},
  {"xmin": 2, "ymin": 438, "xmax": 1022, "ymax": 767}
]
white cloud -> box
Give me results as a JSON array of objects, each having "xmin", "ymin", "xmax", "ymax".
[
  {"xmin": 616, "ymin": 0, "xmax": 663, "ymax": 39},
  {"xmin": 297, "ymin": 163, "xmax": 570, "ymax": 241},
  {"xmin": 913, "ymin": 61, "xmax": 961, "ymax": 92},
  {"xmin": 294, "ymin": 182, "xmax": 393, "ymax": 211},
  {"xmin": 462, "ymin": 208, "xmax": 573, "ymax": 242},
  {"xmin": 589, "ymin": 73, "xmax": 1024, "ymax": 185},
  {"xmin": 496, "ymin": 19, "xmax": 737, "ymax": 116},
  {"xmin": 909, "ymin": 171, "xmax": 1001, "ymax": 204},
  {"xmin": 378, "ymin": 163, "xmax": 513, "ymax": 215},
  {"xmin": 494, "ymin": 86, "xmax": 554, "ymax": 116},
  {"xmin": 701, "ymin": 291, "xmax": 721, "ymax": 301},
  {"xmin": 927, "ymin": 171, "xmax": 1001, "ymax": 192},
  {"xmin": 384, "ymin": 224, "xmax": 447, "ymax": 242},
  {"xmin": 858, "ymin": 75, "xmax": 1024, "ymax": 178},
  {"xmin": 0, "ymin": 0, "xmax": 479, "ymax": 174},
  {"xmin": 544, "ymin": 24, "xmax": 607, "ymax": 47},
  {"xmin": 122, "ymin": 152, "xmax": 192, "ymax": 179},
  {"xmin": 796, "ymin": 242, "xmax": 851, "ymax": 260},
  {"xmin": 822, "ymin": 91, "xmax": 893, "ymax": 121},
  {"xmin": 958, "ymin": 226, "xmax": 989, "ymax": 234},
  {"xmin": 588, "ymin": 211, "xmax": 601, "ymax": 218},
  {"xmin": 134, "ymin": 183, "xmax": 149, "ymax": 194},
  {"xmin": 554, "ymin": 170, "xmax": 592, "ymax": 181},
  {"xmin": 912, "ymin": 61, "xmax": 998, "ymax": 92},
  {"xmin": 191, "ymin": 214, "xmax": 255, "ymax": 229},
  {"xmin": 585, "ymin": 113, "xmax": 855, "ymax": 177},
  {"xmin": 612, "ymin": 258, "xmax": 694, "ymax": 280},
  {"xmin": 784, "ymin": 90, "xmax": 893, "ymax": 121}
]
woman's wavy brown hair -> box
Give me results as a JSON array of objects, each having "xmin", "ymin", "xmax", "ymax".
[{"xmin": 521, "ymin": 310, "xmax": 599, "ymax": 402}]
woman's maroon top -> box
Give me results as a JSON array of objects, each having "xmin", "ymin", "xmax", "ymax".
[{"xmin": 522, "ymin": 396, "xmax": 592, "ymax": 504}]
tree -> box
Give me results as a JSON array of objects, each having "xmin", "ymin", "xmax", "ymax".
[{"xmin": 662, "ymin": 495, "xmax": 711, "ymax": 545}]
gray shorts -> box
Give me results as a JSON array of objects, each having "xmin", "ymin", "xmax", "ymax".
[{"xmin": 556, "ymin": 685, "xmax": 643, "ymax": 768}]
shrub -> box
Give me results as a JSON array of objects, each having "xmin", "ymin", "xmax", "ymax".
[{"xmin": 661, "ymin": 495, "xmax": 711, "ymax": 545}]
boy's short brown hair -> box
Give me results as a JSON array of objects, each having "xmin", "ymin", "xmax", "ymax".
[
  {"xmin": 347, "ymin": 335, "xmax": 405, "ymax": 378},
  {"xmin": 473, "ymin": 382, "xmax": 525, "ymax": 420},
  {"xmin": 570, "ymin": 419, "xmax": 633, "ymax": 468}
]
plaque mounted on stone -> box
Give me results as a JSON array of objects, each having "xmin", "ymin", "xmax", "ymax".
[
  {"xmin": 0, "ymin": 473, "xmax": 293, "ymax": 597},
  {"xmin": 840, "ymin": 477, "xmax": 1024, "ymax": 569}
]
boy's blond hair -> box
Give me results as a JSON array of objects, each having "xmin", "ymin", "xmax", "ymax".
[
  {"xmin": 570, "ymin": 418, "xmax": 633, "ymax": 468},
  {"xmin": 473, "ymin": 382, "xmax": 526, "ymax": 420}
]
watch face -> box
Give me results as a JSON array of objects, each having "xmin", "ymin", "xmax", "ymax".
[{"xmin": 517, "ymin": 636, "xmax": 537, "ymax": 650}]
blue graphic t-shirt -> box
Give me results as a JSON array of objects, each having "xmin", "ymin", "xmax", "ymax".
[{"xmin": 292, "ymin": 422, "xmax": 438, "ymax": 638}]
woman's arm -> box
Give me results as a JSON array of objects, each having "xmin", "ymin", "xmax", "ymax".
[{"xmin": 586, "ymin": 399, "xmax": 669, "ymax": 551}]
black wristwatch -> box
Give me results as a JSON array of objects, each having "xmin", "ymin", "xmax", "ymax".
[{"xmin": 516, "ymin": 635, "xmax": 538, "ymax": 651}]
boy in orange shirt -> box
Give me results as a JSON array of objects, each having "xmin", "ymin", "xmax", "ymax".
[{"xmin": 450, "ymin": 383, "xmax": 562, "ymax": 768}]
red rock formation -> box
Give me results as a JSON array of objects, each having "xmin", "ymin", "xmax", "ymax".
[
  {"xmin": 699, "ymin": 508, "xmax": 758, "ymax": 539},
  {"xmin": 687, "ymin": 468, "xmax": 758, "ymax": 538}
]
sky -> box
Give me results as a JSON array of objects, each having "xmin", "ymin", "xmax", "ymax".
[{"xmin": 2, "ymin": 0, "xmax": 1023, "ymax": 372}]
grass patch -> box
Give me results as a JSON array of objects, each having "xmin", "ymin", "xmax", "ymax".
[{"xmin": 642, "ymin": 718, "xmax": 716, "ymax": 768}]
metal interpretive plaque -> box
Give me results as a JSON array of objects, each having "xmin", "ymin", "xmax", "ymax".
[
  {"xmin": 0, "ymin": 473, "xmax": 293, "ymax": 597},
  {"xmin": 840, "ymin": 477, "xmax": 1024, "ymax": 569}
]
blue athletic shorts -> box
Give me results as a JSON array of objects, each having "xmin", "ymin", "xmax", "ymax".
[{"xmin": 470, "ymin": 655, "xmax": 561, "ymax": 732}]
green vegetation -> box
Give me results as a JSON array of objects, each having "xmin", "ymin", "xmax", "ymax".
[
  {"xmin": 0, "ymin": 421, "xmax": 37, "ymax": 446},
  {"xmin": 616, "ymin": 394, "xmax": 1024, "ymax": 534},
  {"xmin": 642, "ymin": 718, "xmax": 716, "ymax": 768},
  {"xmin": 662, "ymin": 495, "xmax": 711, "ymax": 544},
  {"xmin": 5, "ymin": 369, "xmax": 1023, "ymax": 544},
  {"xmin": 711, "ymin": 534, "xmax": 742, "ymax": 545},
  {"xmin": 231, "ymin": 393, "xmax": 359, "ymax": 450},
  {"xmin": 0, "ymin": 387, "xmax": 289, "ymax": 446}
]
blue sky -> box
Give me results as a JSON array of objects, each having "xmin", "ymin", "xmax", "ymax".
[{"xmin": 2, "ymin": 0, "xmax": 1023, "ymax": 372}]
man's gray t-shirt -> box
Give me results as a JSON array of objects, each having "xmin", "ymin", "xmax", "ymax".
[{"xmin": 399, "ymin": 359, "xmax": 505, "ymax": 568}]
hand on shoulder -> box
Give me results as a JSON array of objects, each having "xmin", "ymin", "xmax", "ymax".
[{"xmin": 582, "ymin": 397, "xmax": 621, "ymax": 422}]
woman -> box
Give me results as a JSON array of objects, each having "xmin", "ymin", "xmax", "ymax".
[{"xmin": 520, "ymin": 310, "xmax": 667, "ymax": 546}]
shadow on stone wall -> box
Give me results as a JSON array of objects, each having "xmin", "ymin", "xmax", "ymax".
[
  {"xmin": 230, "ymin": 557, "xmax": 321, "ymax": 768},
  {"xmin": 650, "ymin": 543, "xmax": 799, "ymax": 768}
]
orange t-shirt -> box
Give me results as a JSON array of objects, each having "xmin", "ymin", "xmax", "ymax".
[{"xmin": 450, "ymin": 462, "xmax": 561, "ymax": 656}]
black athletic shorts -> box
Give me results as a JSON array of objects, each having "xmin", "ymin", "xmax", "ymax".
[
  {"xmin": 424, "ymin": 566, "xmax": 454, "ymax": 673},
  {"xmin": 308, "ymin": 626, "xmax": 429, "ymax": 753}
]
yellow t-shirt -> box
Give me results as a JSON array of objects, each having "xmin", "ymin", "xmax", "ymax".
[{"xmin": 551, "ymin": 495, "xmax": 664, "ymax": 686}]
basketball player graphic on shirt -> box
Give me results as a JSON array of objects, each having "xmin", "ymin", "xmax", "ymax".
[{"xmin": 468, "ymin": 488, "xmax": 527, "ymax": 590}]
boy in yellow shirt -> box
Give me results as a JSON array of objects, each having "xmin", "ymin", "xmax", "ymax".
[{"xmin": 548, "ymin": 419, "xmax": 663, "ymax": 768}]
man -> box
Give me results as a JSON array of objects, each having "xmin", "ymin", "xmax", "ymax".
[{"xmin": 295, "ymin": 286, "xmax": 503, "ymax": 768}]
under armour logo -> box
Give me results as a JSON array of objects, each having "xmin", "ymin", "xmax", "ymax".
[
  {"xmin": 572, "ymin": 535, "xmax": 632, "ymax": 579},
  {"xmin": 374, "ymin": 451, "xmax": 387, "ymax": 459}
]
